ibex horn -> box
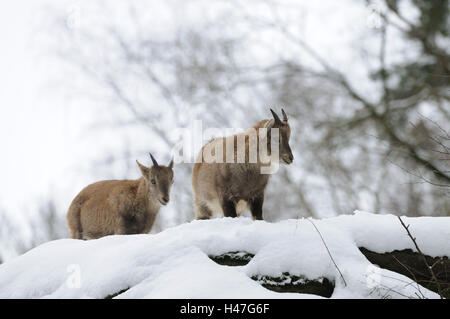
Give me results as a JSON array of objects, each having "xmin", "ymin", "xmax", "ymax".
[
  {"xmin": 149, "ymin": 153, "xmax": 159, "ymax": 167},
  {"xmin": 281, "ymin": 108, "xmax": 288, "ymax": 122},
  {"xmin": 270, "ymin": 108, "xmax": 282, "ymax": 124}
]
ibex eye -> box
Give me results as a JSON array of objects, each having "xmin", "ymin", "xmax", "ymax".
[{"xmin": 151, "ymin": 179, "xmax": 156, "ymax": 185}]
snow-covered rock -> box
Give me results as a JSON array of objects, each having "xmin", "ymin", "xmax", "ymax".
[{"xmin": 0, "ymin": 211, "xmax": 448, "ymax": 299}]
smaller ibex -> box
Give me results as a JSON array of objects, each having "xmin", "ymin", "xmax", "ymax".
[{"xmin": 67, "ymin": 154, "xmax": 174, "ymax": 239}]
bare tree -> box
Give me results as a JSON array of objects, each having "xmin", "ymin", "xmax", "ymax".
[
  {"xmin": 43, "ymin": 0, "xmax": 448, "ymax": 224},
  {"xmin": 0, "ymin": 200, "xmax": 68, "ymax": 261}
]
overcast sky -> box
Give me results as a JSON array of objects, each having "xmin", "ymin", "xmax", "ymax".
[
  {"xmin": 0, "ymin": 1, "xmax": 89, "ymax": 222},
  {"xmin": 0, "ymin": 1, "xmax": 180, "ymax": 223}
]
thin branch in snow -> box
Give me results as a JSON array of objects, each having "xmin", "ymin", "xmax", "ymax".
[
  {"xmin": 391, "ymin": 255, "xmax": 426, "ymax": 299},
  {"xmin": 397, "ymin": 216, "xmax": 444, "ymax": 299},
  {"xmin": 306, "ymin": 218, "xmax": 347, "ymax": 287}
]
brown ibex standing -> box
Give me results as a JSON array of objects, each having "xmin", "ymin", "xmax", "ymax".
[
  {"xmin": 192, "ymin": 109, "xmax": 293, "ymax": 220},
  {"xmin": 67, "ymin": 154, "xmax": 174, "ymax": 239}
]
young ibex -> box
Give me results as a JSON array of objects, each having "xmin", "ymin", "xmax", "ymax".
[
  {"xmin": 192, "ymin": 108, "xmax": 293, "ymax": 220},
  {"xmin": 67, "ymin": 154, "xmax": 174, "ymax": 239}
]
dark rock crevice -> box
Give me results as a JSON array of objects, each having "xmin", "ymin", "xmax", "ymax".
[
  {"xmin": 252, "ymin": 273, "xmax": 334, "ymax": 298},
  {"xmin": 359, "ymin": 247, "xmax": 450, "ymax": 298},
  {"xmin": 210, "ymin": 251, "xmax": 255, "ymax": 266},
  {"xmin": 209, "ymin": 252, "xmax": 335, "ymax": 297}
]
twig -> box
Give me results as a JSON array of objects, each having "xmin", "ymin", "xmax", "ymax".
[
  {"xmin": 391, "ymin": 255, "xmax": 426, "ymax": 299},
  {"xmin": 397, "ymin": 216, "xmax": 444, "ymax": 299},
  {"xmin": 306, "ymin": 218, "xmax": 347, "ymax": 287}
]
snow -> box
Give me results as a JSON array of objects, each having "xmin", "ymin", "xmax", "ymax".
[
  {"xmin": 0, "ymin": 211, "xmax": 448, "ymax": 299},
  {"xmin": 328, "ymin": 211, "xmax": 450, "ymax": 257}
]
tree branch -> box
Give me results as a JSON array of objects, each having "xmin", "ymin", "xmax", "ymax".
[{"xmin": 397, "ymin": 216, "xmax": 444, "ymax": 299}]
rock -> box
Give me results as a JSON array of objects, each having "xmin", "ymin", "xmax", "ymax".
[
  {"xmin": 359, "ymin": 247, "xmax": 450, "ymax": 298},
  {"xmin": 209, "ymin": 251, "xmax": 255, "ymax": 266},
  {"xmin": 210, "ymin": 252, "xmax": 334, "ymax": 297},
  {"xmin": 252, "ymin": 273, "xmax": 334, "ymax": 298}
]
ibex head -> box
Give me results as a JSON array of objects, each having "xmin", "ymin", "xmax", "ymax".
[
  {"xmin": 136, "ymin": 153, "xmax": 174, "ymax": 205},
  {"xmin": 264, "ymin": 108, "xmax": 294, "ymax": 165}
]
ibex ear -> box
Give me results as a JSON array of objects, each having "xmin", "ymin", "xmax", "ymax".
[
  {"xmin": 136, "ymin": 160, "xmax": 150, "ymax": 177},
  {"xmin": 168, "ymin": 157, "xmax": 174, "ymax": 169},
  {"xmin": 264, "ymin": 119, "xmax": 275, "ymax": 129}
]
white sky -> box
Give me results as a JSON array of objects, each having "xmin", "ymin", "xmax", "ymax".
[
  {"xmin": 0, "ymin": 1, "xmax": 89, "ymax": 220},
  {"xmin": 0, "ymin": 1, "xmax": 179, "ymax": 222}
]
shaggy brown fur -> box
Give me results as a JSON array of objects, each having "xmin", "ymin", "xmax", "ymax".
[
  {"xmin": 67, "ymin": 154, "xmax": 174, "ymax": 239},
  {"xmin": 192, "ymin": 109, "xmax": 293, "ymax": 220}
]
